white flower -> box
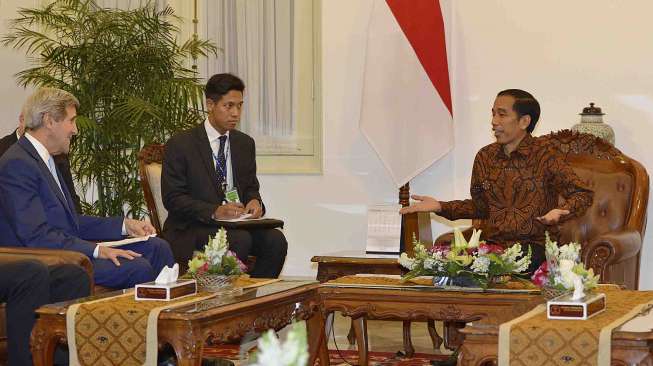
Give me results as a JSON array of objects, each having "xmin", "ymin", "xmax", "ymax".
[
  {"xmin": 251, "ymin": 321, "xmax": 308, "ymax": 366},
  {"xmin": 470, "ymin": 256, "xmax": 490, "ymax": 273},
  {"xmin": 452, "ymin": 227, "xmax": 482, "ymax": 249},
  {"xmin": 500, "ymin": 243, "xmax": 522, "ymax": 264},
  {"xmin": 205, "ymin": 228, "xmax": 229, "ymax": 266},
  {"xmin": 558, "ymin": 242, "xmax": 580, "ymax": 261},
  {"xmin": 398, "ymin": 253, "xmax": 416, "ymax": 270},
  {"xmin": 558, "ymin": 259, "xmax": 577, "ymax": 288}
]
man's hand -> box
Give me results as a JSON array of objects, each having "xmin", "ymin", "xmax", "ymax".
[
  {"xmin": 536, "ymin": 209, "xmax": 570, "ymax": 225},
  {"xmin": 245, "ymin": 199, "xmax": 263, "ymax": 219},
  {"xmin": 98, "ymin": 246, "xmax": 142, "ymax": 266},
  {"xmin": 399, "ymin": 195, "xmax": 442, "ymax": 214},
  {"xmin": 213, "ymin": 202, "xmax": 246, "ymax": 220},
  {"xmin": 124, "ymin": 218, "xmax": 156, "ymax": 237}
]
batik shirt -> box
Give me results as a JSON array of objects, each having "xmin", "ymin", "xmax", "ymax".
[{"xmin": 439, "ymin": 134, "xmax": 593, "ymax": 246}]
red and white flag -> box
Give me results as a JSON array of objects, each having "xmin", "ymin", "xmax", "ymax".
[{"xmin": 360, "ymin": 0, "xmax": 453, "ymax": 187}]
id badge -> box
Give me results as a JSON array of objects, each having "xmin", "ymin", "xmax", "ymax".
[{"xmin": 225, "ymin": 188, "xmax": 240, "ymax": 203}]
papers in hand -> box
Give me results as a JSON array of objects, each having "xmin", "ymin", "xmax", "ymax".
[
  {"xmin": 97, "ymin": 234, "xmax": 156, "ymax": 247},
  {"xmin": 219, "ymin": 213, "xmax": 270, "ymax": 222},
  {"xmin": 155, "ymin": 263, "xmax": 179, "ymax": 284}
]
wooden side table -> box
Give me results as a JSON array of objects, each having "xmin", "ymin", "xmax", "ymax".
[
  {"xmin": 30, "ymin": 281, "xmax": 329, "ymax": 366},
  {"xmin": 311, "ymin": 253, "xmax": 446, "ymax": 355}
]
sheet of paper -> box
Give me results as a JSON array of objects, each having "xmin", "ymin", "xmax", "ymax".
[
  {"xmin": 365, "ymin": 203, "xmax": 402, "ymax": 254},
  {"xmin": 219, "ymin": 213, "xmax": 253, "ymax": 222},
  {"xmin": 97, "ymin": 234, "xmax": 156, "ymax": 247}
]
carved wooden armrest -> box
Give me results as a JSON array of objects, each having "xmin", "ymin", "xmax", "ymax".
[
  {"xmin": 0, "ymin": 247, "xmax": 95, "ymax": 289},
  {"xmin": 582, "ymin": 230, "xmax": 641, "ymax": 281}
]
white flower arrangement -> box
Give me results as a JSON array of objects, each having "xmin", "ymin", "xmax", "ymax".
[
  {"xmin": 399, "ymin": 228, "xmax": 531, "ymax": 288},
  {"xmin": 531, "ymin": 233, "xmax": 599, "ymax": 298},
  {"xmin": 249, "ymin": 321, "xmax": 308, "ymax": 366}
]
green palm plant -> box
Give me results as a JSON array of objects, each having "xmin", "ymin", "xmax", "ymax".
[{"xmin": 2, "ymin": 0, "xmax": 217, "ymax": 217}]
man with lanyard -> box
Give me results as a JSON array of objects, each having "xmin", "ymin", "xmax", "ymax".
[{"xmin": 162, "ymin": 73, "xmax": 288, "ymax": 278}]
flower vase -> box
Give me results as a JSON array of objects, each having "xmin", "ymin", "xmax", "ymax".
[{"xmin": 194, "ymin": 274, "xmax": 240, "ymax": 295}]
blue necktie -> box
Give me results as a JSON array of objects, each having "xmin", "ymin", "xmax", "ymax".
[
  {"xmin": 47, "ymin": 156, "xmax": 66, "ymax": 202},
  {"xmin": 216, "ymin": 135, "xmax": 227, "ymax": 189}
]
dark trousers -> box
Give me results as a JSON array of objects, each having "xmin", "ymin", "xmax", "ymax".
[
  {"xmin": 0, "ymin": 260, "xmax": 90, "ymax": 366},
  {"xmin": 225, "ymin": 229, "xmax": 288, "ymax": 278},
  {"xmin": 92, "ymin": 237, "xmax": 175, "ymax": 289},
  {"xmin": 164, "ymin": 225, "xmax": 288, "ymax": 278}
]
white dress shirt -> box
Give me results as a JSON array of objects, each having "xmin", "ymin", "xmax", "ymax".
[{"xmin": 204, "ymin": 119, "xmax": 234, "ymax": 191}]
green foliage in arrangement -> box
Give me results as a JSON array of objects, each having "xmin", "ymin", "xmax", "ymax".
[{"xmin": 3, "ymin": 0, "xmax": 217, "ymax": 217}]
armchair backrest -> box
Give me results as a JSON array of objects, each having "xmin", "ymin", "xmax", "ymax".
[
  {"xmin": 138, "ymin": 144, "xmax": 167, "ymax": 234},
  {"xmin": 544, "ymin": 130, "xmax": 649, "ymax": 289}
]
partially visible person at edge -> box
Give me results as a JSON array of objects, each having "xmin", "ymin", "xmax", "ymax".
[{"xmin": 400, "ymin": 89, "xmax": 593, "ymax": 273}]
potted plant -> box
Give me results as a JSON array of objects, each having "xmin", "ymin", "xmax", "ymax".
[{"xmin": 2, "ymin": 0, "xmax": 216, "ymax": 217}]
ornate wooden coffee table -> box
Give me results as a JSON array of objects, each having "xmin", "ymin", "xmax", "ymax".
[
  {"xmin": 30, "ymin": 280, "xmax": 329, "ymax": 366},
  {"xmin": 459, "ymin": 322, "xmax": 653, "ymax": 365},
  {"xmin": 318, "ymin": 280, "xmax": 543, "ymax": 366}
]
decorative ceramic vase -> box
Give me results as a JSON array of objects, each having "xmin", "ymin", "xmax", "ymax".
[
  {"xmin": 194, "ymin": 274, "xmax": 238, "ymax": 293},
  {"xmin": 571, "ymin": 102, "xmax": 615, "ymax": 145}
]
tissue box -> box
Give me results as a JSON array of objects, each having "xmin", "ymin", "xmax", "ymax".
[
  {"xmin": 547, "ymin": 292, "xmax": 606, "ymax": 320},
  {"xmin": 135, "ymin": 279, "xmax": 197, "ymax": 301}
]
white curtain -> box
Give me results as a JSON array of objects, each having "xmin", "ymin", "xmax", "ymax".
[{"xmin": 204, "ymin": 0, "xmax": 296, "ymax": 154}]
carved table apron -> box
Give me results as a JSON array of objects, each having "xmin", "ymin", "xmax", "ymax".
[
  {"xmin": 31, "ymin": 282, "xmax": 329, "ymax": 366},
  {"xmin": 318, "ymin": 285, "xmax": 542, "ymax": 366}
]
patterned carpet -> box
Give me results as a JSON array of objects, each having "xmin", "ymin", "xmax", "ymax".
[{"xmin": 202, "ymin": 344, "xmax": 450, "ymax": 365}]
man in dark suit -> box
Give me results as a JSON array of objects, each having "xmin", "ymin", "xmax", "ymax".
[
  {"xmin": 162, "ymin": 73, "xmax": 287, "ymax": 278},
  {"xmin": 0, "ymin": 259, "xmax": 90, "ymax": 366},
  {"xmin": 0, "ymin": 113, "xmax": 82, "ymax": 212},
  {"xmin": 0, "ymin": 87, "xmax": 175, "ymax": 289}
]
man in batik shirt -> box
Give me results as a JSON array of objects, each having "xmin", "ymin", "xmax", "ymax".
[{"xmin": 401, "ymin": 89, "xmax": 593, "ymax": 273}]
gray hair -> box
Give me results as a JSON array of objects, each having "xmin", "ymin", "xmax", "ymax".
[{"xmin": 23, "ymin": 87, "xmax": 80, "ymax": 130}]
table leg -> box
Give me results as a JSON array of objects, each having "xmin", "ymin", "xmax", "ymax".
[
  {"xmin": 347, "ymin": 320, "xmax": 356, "ymax": 345},
  {"xmin": 352, "ymin": 316, "xmax": 369, "ymax": 366},
  {"xmin": 30, "ymin": 316, "xmax": 59, "ymax": 366},
  {"xmin": 306, "ymin": 309, "xmax": 330, "ymax": 366},
  {"xmin": 164, "ymin": 324, "xmax": 204, "ymax": 366},
  {"xmin": 427, "ymin": 319, "xmax": 444, "ymax": 350},
  {"xmin": 443, "ymin": 321, "xmax": 466, "ymax": 350},
  {"xmin": 402, "ymin": 321, "xmax": 415, "ymax": 357}
]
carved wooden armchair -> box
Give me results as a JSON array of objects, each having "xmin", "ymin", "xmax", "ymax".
[
  {"xmin": 436, "ymin": 130, "xmax": 649, "ymax": 289},
  {"xmin": 0, "ymin": 249, "xmax": 95, "ymax": 364},
  {"xmin": 138, "ymin": 144, "xmax": 167, "ymax": 234}
]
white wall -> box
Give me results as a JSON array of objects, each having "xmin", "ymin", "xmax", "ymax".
[
  {"xmin": 0, "ymin": 0, "xmax": 37, "ymax": 133},
  {"xmin": 0, "ymin": 0, "xmax": 651, "ymax": 289}
]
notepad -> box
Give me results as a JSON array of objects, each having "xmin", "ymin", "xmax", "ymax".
[{"xmin": 97, "ymin": 234, "xmax": 156, "ymax": 247}]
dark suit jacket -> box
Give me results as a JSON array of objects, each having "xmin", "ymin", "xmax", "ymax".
[
  {"xmin": 0, "ymin": 137, "xmax": 122, "ymax": 257},
  {"xmin": 161, "ymin": 125, "xmax": 264, "ymax": 262},
  {"xmin": 0, "ymin": 130, "xmax": 82, "ymax": 213}
]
